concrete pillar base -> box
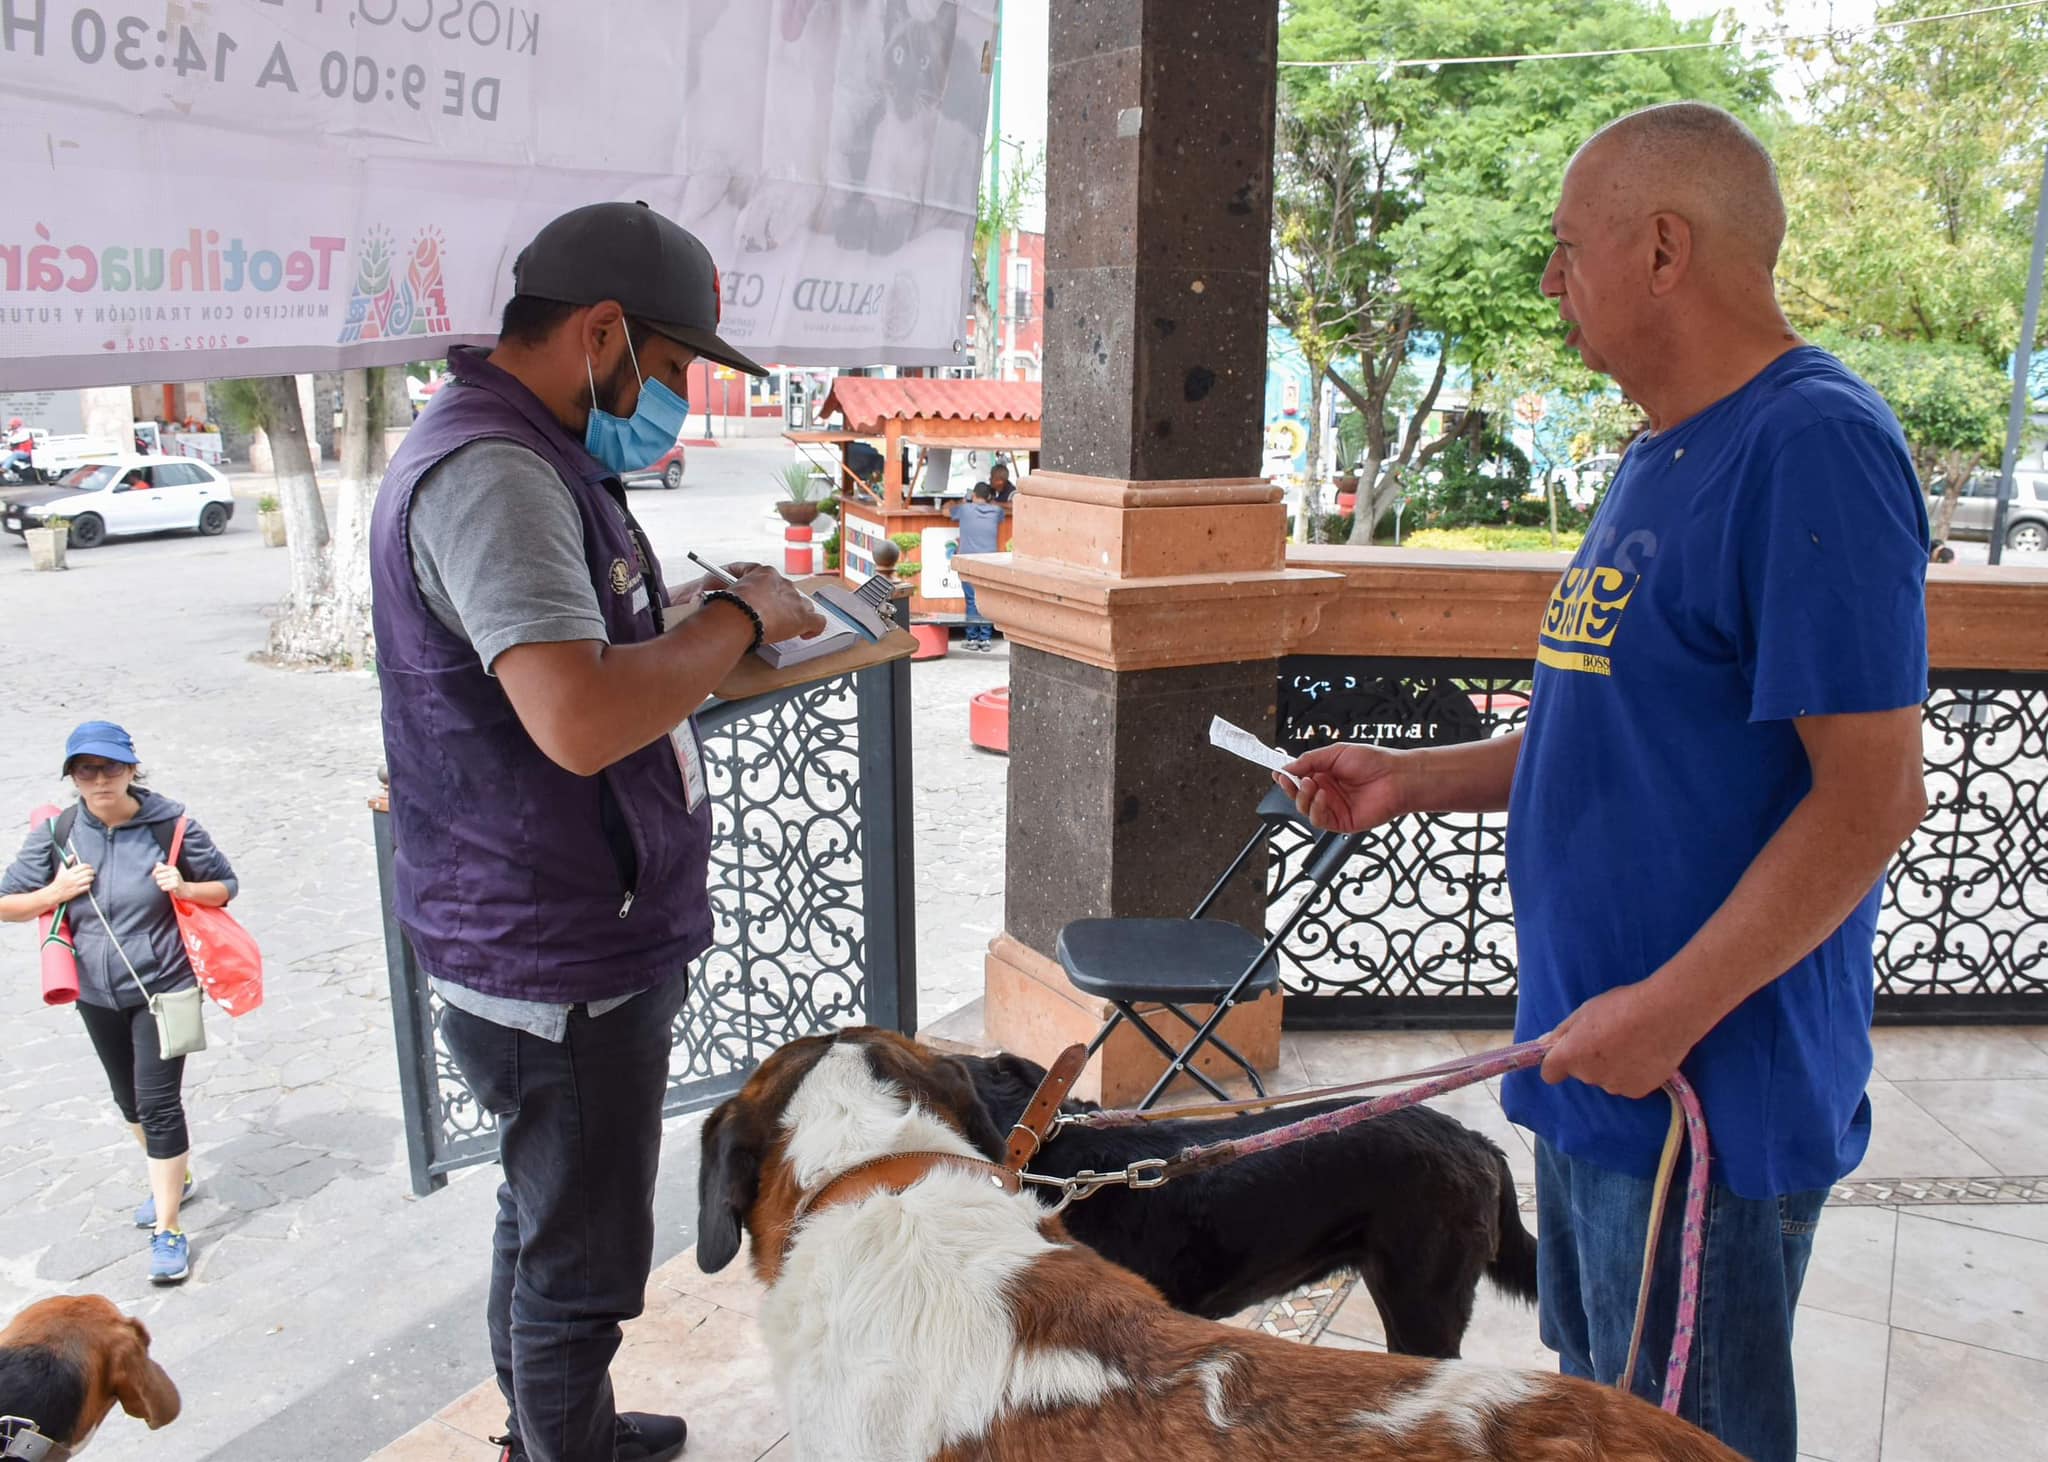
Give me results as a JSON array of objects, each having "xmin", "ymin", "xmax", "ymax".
[{"xmin": 981, "ymin": 933, "xmax": 1281, "ymax": 1107}]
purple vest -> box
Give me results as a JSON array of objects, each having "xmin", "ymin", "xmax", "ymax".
[{"xmin": 370, "ymin": 346, "xmax": 712, "ymax": 1001}]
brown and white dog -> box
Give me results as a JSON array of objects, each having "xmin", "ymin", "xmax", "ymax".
[
  {"xmin": 0, "ymin": 1296, "xmax": 180, "ymax": 1457},
  {"xmin": 697, "ymin": 1028, "xmax": 1739, "ymax": 1462}
]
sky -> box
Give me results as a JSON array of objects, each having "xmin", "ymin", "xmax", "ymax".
[{"xmin": 988, "ymin": 0, "xmax": 1889, "ymax": 232}]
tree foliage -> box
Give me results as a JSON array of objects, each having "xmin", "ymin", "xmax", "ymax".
[
  {"xmin": 1775, "ymin": 0, "xmax": 2048, "ymax": 362},
  {"xmin": 1271, "ymin": 0, "xmax": 1777, "ymax": 541},
  {"xmin": 973, "ymin": 145, "xmax": 1044, "ymax": 378}
]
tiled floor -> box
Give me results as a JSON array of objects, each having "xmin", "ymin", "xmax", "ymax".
[{"xmin": 368, "ymin": 1026, "xmax": 2048, "ymax": 1462}]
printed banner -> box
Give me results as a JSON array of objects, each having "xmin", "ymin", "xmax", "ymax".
[{"xmin": 0, "ymin": 0, "xmax": 995, "ymax": 389}]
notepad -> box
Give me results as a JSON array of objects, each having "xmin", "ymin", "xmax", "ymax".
[{"xmin": 754, "ymin": 575, "xmax": 895, "ymax": 668}]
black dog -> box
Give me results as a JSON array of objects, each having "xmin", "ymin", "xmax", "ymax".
[{"xmin": 963, "ymin": 1051, "xmax": 1539, "ymax": 1359}]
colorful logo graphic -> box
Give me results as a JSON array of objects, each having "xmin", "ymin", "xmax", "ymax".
[{"xmin": 338, "ymin": 226, "xmax": 450, "ymax": 344}]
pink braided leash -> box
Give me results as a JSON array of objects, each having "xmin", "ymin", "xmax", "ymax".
[{"xmin": 1061, "ymin": 1041, "xmax": 1711, "ymax": 1415}]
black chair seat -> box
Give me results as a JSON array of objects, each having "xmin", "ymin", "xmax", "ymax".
[{"xmin": 1056, "ymin": 918, "xmax": 1281, "ymax": 1003}]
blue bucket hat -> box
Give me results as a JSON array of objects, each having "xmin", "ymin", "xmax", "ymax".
[{"xmin": 63, "ymin": 721, "xmax": 139, "ymax": 772}]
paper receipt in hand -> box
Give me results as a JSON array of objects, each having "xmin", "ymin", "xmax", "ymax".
[{"xmin": 1208, "ymin": 716, "xmax": 1300, "ymax": 790}]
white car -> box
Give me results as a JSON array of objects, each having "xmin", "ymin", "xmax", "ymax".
[{"xmin": 2, "ymin": 454, "xmax": 236, "ymax": 549}]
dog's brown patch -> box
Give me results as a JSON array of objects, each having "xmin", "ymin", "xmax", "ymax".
[{"xmin": 699, "ymin": 1030, "xmax": 1741, "ymax": 1462}]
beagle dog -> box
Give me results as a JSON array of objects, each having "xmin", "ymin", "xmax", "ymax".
[
  {"xmin": 0, "ymin": 1296, "xmax": 180, "ymax": 1458},
  {"xmin": 696, "ymin": 1027, "xmax": 1740, "ymax": 1462}
]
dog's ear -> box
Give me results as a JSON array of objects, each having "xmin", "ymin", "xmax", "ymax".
[
  {"xmin": 111, "ymin": 1318, "xmax": 181, "ymax": 1430},
  {"xmin": 696, "ymin": 1101, "xmax": 762, "ymax": 1274}
]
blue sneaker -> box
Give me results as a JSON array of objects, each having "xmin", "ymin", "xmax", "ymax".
[
  {"xmin": 149, "ymin": 1230, "xmax": 190, "ymax": 1285},
  {"xmin": 134, "ymin": 1172, "xmax": 196, "ymax": 1229}
]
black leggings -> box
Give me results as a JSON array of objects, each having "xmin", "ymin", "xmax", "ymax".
[{"xmin": 76, "ymin": 1001, "xmax": 190, "ymax": 1159}]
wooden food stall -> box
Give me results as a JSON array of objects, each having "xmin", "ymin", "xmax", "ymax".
[{"xmin": 791, "ymin": 377, "xmax": 1040, "ymax": 622}]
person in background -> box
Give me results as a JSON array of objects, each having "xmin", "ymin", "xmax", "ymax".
[
  {"xmin": 949, "ymin": 481, "xmax": 1008, "ymax": 652},
  {"xmin": 0, "ymin": 722, "xmax": 240, "ymax": 1286},
  {"xmin": 987, "ymin": 461, "xmax": 1016, "ymax": 502},
  {"xmin": 1284, "ymin": 102, "xmax": 1928, "ymax": 1462}
]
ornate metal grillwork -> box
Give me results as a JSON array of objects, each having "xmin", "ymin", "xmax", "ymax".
[
  {"xmin": 378, "ymin": 658, "xmax": 917, "ymax": 1195},
  {"xmin": 1271, "ymin": 657, "xmax": 2048, "ymax": 1028}
]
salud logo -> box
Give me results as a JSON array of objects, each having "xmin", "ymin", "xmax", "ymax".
[
  {"xmin": 883, "ymin": 271, "xmax": 919, "ymax": 343},
  {"xmin": 338, "ymin": 226, "xmax": 452, "ymax": 345}
]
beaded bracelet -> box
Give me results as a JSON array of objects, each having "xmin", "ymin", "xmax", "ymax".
[{"xmin": 701, "ymin": 589, "xmax": 766, "ymax": 652}]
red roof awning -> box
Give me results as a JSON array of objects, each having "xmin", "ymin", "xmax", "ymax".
[{"xmin": 817, "ymin": 377, "xmax": 1041, "ymax": 433}]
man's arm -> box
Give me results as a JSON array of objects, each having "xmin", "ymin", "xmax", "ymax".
[
  {"xmin": 1285, "ymin": 729, "xmax": 1523, "ymax": 831},
  {"xmin": 409, "ymin": 443, "xmax": 823, "ymax": 779},
  {"xmin": 494, "ymin": 597, "xmax": 754, "ymax": 776},
  {"xmin": 1540, "ymin": 706, "xmax": 1926, "ymax": 1097},
  {"xmin": 497, "ymin": 574, "xmax": 824, "ymax": 777}
]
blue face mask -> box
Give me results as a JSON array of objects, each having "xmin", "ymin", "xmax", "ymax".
[{"xmin": 583, "ymin": 329, "xmax": 689, "ymax": 474}]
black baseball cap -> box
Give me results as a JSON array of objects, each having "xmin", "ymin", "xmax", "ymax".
[{"xmin": 511, "ymin": 201, "xmax": 766, "ymax": 377}]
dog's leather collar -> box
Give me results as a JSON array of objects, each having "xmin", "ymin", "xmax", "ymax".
[
  {"xmin": 0, "ymin": 1416, "xmax": 69, "ymax": 1462},
  {"xmin": 780, "ymin": 1049, "xmax": 1088, "ymax": 1262},
  {"xmin": 784, "ymin": 1151, "xmax": 1027, "ymax": 1262},
  {"xmin": 1003, "ymin": 1043, "xmax": 1088, "ymax": 1171}
]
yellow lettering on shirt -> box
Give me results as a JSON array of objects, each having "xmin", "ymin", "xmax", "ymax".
[{"xmin": 1538, "ymin": 565, "xmax": 1639, "ymax": 675}]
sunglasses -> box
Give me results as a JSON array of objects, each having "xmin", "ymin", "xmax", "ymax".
[{"xmin": 70, "ymin": 761, "xmax": 133, "ymax": 783}]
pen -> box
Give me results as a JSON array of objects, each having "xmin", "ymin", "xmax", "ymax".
[{"xmin": 687, "ymin": 551, "xmax": 740, "ymax": 587}]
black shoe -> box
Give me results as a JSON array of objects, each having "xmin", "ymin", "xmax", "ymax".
[
  {"xmin": 491, "ymin": 1413, "xmax": 686, "ymax": 1462},
  {"xmin": 616, "ymin": 1412, "xmax": 687, "ymax": 1461}
]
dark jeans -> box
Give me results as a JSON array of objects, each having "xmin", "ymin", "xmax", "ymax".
[
  {"xmin": 1536, "ymin": 1137, "xmax": 1827, "ymax": 1462},
  {"xmin": 76, "ymin": 1000, "xmax": 189, "ymax": 1158},
  {"xmin": 439, "ymin": 978, "xmax": 688, "ymax": 1462},
  {"xmin": 960, "ymin": 583, "xmax": 992, "ymax": 643}
]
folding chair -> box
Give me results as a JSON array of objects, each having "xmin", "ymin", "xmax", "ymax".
[{"xmin": 1055, "ymin": 785, "xmax": 1367, "ymax": 1110}]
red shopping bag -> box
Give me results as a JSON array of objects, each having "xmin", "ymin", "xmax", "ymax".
[
  {"xmin": 29, "ymin": 804, "xmax": 79, "ymax": 1006},
  {"xmin": 166, "ymin": 818, "xmax": 263, "ymax": 1016}
]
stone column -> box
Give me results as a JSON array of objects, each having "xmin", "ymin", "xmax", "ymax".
[{"xmin": 958, "ymin": 0, "xmax": 1340, "ymax": 1101}]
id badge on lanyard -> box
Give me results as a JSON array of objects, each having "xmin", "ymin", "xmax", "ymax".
[{"xmin": 672, "ymin": 718, "xmax": 708, "ymax": 812}]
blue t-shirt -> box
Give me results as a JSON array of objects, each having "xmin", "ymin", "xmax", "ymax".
[{"xmin": 1499, "ymin": 347, "xmax": 1929, "ymax": 1200}]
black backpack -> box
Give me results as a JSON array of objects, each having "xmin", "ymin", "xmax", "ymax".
[{"xmin": 49, "ymin": 804, "xmax": 191, "ymax": 877}]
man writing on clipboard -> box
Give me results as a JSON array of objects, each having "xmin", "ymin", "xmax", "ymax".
[{"xmin": 369, "ymin": 202, "xmax": 823, "ymax": 1462}]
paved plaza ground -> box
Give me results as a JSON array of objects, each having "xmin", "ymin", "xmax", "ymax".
[
  {"xmin": 3, "ymin": 438, "xmax": 2045, "ymax": 1460},
  {"xmin": 0, "ymin": 439, "xmax": 1005, "ymax": 1458}
]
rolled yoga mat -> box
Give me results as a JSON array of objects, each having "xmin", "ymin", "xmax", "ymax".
[{"xmin": 29, "ymin": 803, "xmax": 78, "ymax": 1006}]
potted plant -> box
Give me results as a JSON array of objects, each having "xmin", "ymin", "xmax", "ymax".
[
  {"xmin": 26, "ymin": 515, "xmax": 69, "ymax": 570},
  {"xmin": 257, "ymin": 493, "xmax": 287, "ymax": 548},
  {"xmin": 774, "ymin": 462, "xmax": 827, "ymax": 527}
]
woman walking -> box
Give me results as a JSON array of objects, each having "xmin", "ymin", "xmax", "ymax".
[{"xmin": 0, "ymin": 721, "xmax": 241, "ymax": 1285}]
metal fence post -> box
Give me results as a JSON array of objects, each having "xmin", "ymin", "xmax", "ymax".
[
  {"xmin": 857, "ymin": 655, "xmax": 920, "ymax": 1035},
  {"xmin": 372, "ymin": 802, "xmax": 445, "ymax": 1196}
]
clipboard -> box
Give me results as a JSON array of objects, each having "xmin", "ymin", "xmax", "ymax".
[{"xmin": 712, "ymin": 576, "xmax": 917, "ymax": 702}]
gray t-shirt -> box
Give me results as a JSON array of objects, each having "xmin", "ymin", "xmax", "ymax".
[
  {"xmin": 407, "ymin": 437, "xmax": 663, "ymax": 1038},
  {"xmin": 409, "ymin": 439, "xmax": 609, "ymax": 674}
]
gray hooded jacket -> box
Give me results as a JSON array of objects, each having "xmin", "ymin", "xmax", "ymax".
[{"xmin": 2, "ymin": 789, "xmax": 240, "ymax": 1010}]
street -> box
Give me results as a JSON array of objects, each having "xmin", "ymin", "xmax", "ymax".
[{"xmin": 0, "ymin": 436, "xmax": 1008, "ymax": 1460}]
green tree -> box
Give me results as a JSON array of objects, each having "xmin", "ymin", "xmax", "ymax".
[
  {"xmin": 974, "ymin": 146, "xmax": 1045, "ymax": 379},
  {"xmin": 1775, "ymin": 0, "xmax": 2048, "ymax": 362},
  {"xmin": 1814, "ymin": 328, "xmax": 2010, "ymax": 542},
  {"xmin": 1273, "ymin": 0, "xmax": 1777, "ymax": 542}
]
